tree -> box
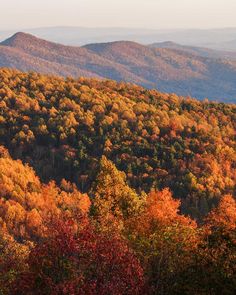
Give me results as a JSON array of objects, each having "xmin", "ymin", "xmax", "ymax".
[
  {"xmin": 189, "ymin": 195, "xmax": 236, "ymax": 294},
  {"xmin": 0, "ymin": 229, "xmax": 29, "ymax": 295},
  {"xmin": 127, "ymin": 189, "xmax": 198, "ymax": 294},
  {"xmin": 13, "ymin": 219, "xmax": 145, "ymax": 295},
  {"xmin": 91, "ymin": 156, "xmax": 144, "ymax": 230}
]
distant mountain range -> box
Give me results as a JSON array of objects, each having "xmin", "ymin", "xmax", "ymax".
[
  {"xmin": 1, "ymin": 27, "xmax": 236, "ymax": 50},
  {"xmin": 150, "ymin": 41, "xmax": 236, "ymax": 60},
  {"xmin": 0, "ymin": 27, "xmax": 236, "ymax": 49},
  {"xmin": 1, "ymin": 32, "xmax": 236, "ymax": 102}
]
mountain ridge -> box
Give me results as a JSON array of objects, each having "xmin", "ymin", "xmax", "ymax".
[{"xmin": 1, "ymin": 32, "xmax": 236, "ymax": 102}]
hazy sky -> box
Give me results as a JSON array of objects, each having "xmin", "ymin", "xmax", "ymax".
[{"xmin": 1, "ymin": 0, "xmax": 236, "ymax": 30}]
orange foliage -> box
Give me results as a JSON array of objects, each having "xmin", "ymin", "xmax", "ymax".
[
  {"xmin": 130, "ymin": 188, "xmax": 196, "ymax": 235},
  {"xmin": 206, "ymin": 194, "xmax": 236, "ymax": 230},
  {"xmin": 0, "ymin": 149, "xmax": 90, "ymax": 241}
]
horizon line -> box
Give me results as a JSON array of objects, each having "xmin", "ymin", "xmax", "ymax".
[{"xmin": 2, "ymin": 25, "xmax": 236, "ymax": 32}]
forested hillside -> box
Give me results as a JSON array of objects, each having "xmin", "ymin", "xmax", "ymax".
[
  {"xmin": 0, "ymin": 68, "xmax": 235, "ymax": 219},
  {"xmin": 0, "ymin": 68, "xmax": 235, "ymax": 294}
]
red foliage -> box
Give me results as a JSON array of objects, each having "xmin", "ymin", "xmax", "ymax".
[{"xmin": 13, "ymin": 219, "xmax": 145, "ymax": 295}]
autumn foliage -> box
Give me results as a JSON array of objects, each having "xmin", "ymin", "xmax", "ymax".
[
  {"xmin": 13, "ymin": 220, "xmax": 144, "ymax": 295},
  {"xmin": 0, "ymin": 69, "xmax": 235, "ymax": 294},
  {"xmin": 0, "ymin": 68, "xmax": 235, "ymax": 220},
  {"xmin": 0, "ymin": 150, "xmax": 235, "ymax": 294}
]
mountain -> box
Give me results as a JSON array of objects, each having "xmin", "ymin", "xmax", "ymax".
[
  {"xmin": 0, "ymin": 32, "xmax": 148, "ymax": 84},
  {"xmin": 82, "ymin": 41, "xmax": 236, "ymax": 102},
  {"xmin": 1, "ymin": 32, "xmax": 236, "ymax": 102},
  {"xmin": 149, "ymin": 41, "xmax": 236, "ymax": 60},
  {"xmin": 0, "ymin": 27, "xmax": 164, "ymax": 46},
  {"xmin": 2, "ymin": 27, "xmax": 236, "ymax": 48}
]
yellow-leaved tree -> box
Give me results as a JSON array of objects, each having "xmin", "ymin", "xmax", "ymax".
[{"xmin": 91, "ymin": 156, "xmax": 145, "ymax": 231}]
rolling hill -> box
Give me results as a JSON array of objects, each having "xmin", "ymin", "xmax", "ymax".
[{"xmin": 1, "ymin": 32, "xmax": 236, "ymax": 102}]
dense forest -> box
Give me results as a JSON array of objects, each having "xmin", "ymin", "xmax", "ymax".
[{"xmin": 0, "ymin": 68, "xmax": 235, "ymax": 294}]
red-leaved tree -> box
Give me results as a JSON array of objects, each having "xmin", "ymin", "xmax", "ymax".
[{"xmin": 13, "ymin": 219, "xmax": 145, "ymax": 295}]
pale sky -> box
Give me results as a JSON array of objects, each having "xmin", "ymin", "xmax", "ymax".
[{"xmin": 1, "ymin": 0, "xmax": 236, "ymax": 30}]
